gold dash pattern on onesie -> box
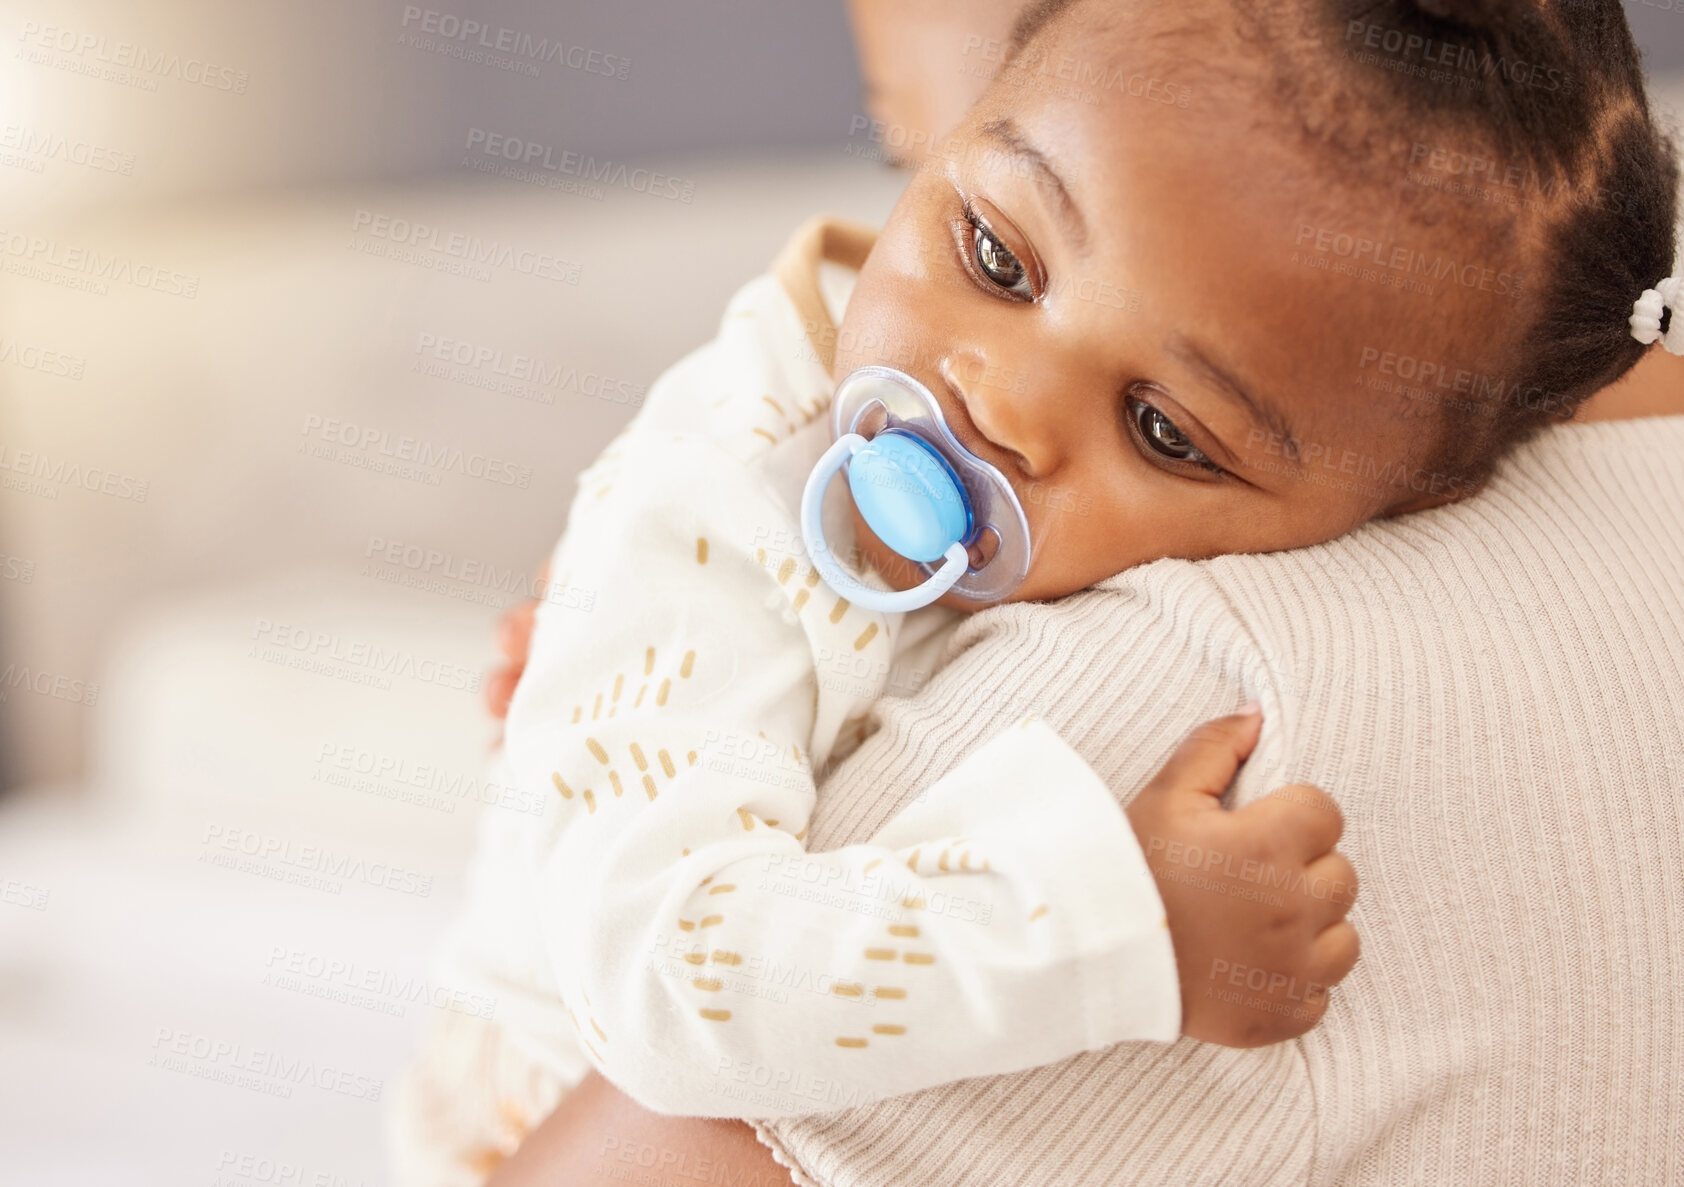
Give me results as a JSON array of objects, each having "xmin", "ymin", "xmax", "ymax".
[
  {"xmin": 700, "ymin": 1008, "xmax": 732, "ymax": 1022},
  {"xmin": 696, "ymin": 538, "xmax": 709, "ymax": 564},
  {"xmin": 551, "ymin": 773, "xmax": 574, "ymax": 799},
  {"xmin": 835, "ymin": 1037, "xmax": 867, "ymax": 1049}
]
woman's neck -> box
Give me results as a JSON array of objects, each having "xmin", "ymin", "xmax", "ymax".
[{"xmin": 1576, "ymin": 346, "xmax": 1684, "ymax": 421}]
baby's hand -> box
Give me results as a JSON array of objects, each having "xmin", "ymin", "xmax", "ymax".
[
  {"xmin": 485, "ymin": 561, "xmax": 546, "ymax": 723},
  {"xmin": 1126, "ymin": 706, "xmax": 1360, "ymax": 1048}
]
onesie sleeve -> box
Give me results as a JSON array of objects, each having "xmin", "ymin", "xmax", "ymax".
[
  {"xmin": 387, "ymin": 771, "xmax": 593, "ymax": 1186},
  {"xmin": 504, "ymin": 424, "xmax": 1180, "ymax": 1119}
]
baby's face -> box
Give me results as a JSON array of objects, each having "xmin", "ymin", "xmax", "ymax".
[{"xmin": 834, "ymin": 3, "xmax": 1519, "ymax": 609}]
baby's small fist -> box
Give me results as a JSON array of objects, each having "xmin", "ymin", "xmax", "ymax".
[{"xmin": 1126, "ymin": 708, "xmax": 1361, "ymax": 1048}]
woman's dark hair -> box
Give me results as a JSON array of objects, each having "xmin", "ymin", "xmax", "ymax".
[{"xmin": 1010, "ymin": 0, "xmax": 1680, "ymax": 485}]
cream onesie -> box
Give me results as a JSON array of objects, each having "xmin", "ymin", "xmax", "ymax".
[{"xmin": 389, "ymin": 218, "xmax": 1179, "ymax": 1185}]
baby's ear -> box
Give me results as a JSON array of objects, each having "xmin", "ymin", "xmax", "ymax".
[{"xmin": 1381, "ymin": 469, "xmax": 1489, "ymax": 518}]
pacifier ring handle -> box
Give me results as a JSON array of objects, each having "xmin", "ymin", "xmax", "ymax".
[{"xmin": 801, "ymin": 433, "xmax": 970, "ymax": 614}]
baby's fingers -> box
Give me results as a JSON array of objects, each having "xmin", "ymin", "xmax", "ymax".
[
  {"xmin": 1140, "ymin": 705, "xmax": 1264, "ymax": 808},
  {"xmin": 1238, "ymin": 782, "xmax": 1344, "ymax": 862},
  {"xmin": 1305, "ymin": 851, "xmax": 1359, "ymax": 927},
  {"xmin": 497, "ymin": 599, "xmax": 538, "ymax": 662},
  {"xmin": 485, "ymin": 662, "xmax": 523, "ymax": 721},
  {"xmin": 1312, "ymin": 920, "xmax": 1362, "ymax": 991}
]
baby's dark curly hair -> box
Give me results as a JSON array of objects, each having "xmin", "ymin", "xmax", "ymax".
[{"xmin": 1011, "ymin": 0, "xmax": 1680, "ymax": 485}]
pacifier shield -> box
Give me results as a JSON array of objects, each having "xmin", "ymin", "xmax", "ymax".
[
  {"xmin": 828, "ymin": 365, "xmax": 1033, "ymax": 604},
  {"xmin": 846, "ymin": 429, "xmax": 971, "ymax": 563}
]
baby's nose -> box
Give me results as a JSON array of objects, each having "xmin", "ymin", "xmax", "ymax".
[{"xmin": 940, "ymin": 353, "xmax": 1062, "ymax": 479}]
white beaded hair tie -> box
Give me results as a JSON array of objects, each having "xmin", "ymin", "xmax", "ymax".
[{"xmin": 1629, "ymin": 276, "xmax": 1684, "ymax": 355}]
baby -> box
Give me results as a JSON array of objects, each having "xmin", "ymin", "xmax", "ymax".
[{"xmin": 392, "ymin": 0, "xmax": 1679, "ymax": 1179}]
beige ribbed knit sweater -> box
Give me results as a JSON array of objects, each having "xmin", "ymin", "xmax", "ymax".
[{"xmin": 755, "ymin": 413, "xmax": 1684, "ymax": 1186}]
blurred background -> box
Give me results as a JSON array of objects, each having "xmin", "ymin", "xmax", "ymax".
[{"xmin": 1, "ymin": 1, "xmax": 1681, "ymax": 1182}]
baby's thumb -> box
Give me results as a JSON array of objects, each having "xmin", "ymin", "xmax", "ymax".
[{"xmin": 1143, "ymin": 703, "xmax": 1263, "ymax": 808}]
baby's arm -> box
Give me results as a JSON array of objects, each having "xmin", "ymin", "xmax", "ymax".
[{"xmin": 505, "ymin": 430, "xmax": 1190, "ymax": 1119}]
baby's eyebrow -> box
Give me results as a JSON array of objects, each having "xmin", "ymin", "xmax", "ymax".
[
  {"xmin": 1168, "ymin": 333, "xmax": 1301, "ymax": 464},
  {"xmin": 978, "ymin": 117, "xmax": 1088, "ymax": 253}
]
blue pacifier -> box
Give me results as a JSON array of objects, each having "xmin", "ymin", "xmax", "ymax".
[{"xmin": 800, "ymin": 365, "xmax": 1032, "ymax": 612}]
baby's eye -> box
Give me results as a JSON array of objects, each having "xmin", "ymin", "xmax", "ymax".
[
  {"xmin": 1131, "ymin": 400, "xmax": 1223, "ymax": 475},
  {"xmin": 1136, "ymin": 403, "xmax": 1195, "ymax": 459},
  {"xmin": 973, "ymin": 224, "xmax": 1029, "ymax": 294},
  {"xmin": 962, "ymin": 205, "xmax": 1035, "ymax": 300}
]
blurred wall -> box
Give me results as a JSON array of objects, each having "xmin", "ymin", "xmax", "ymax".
[
  {"xmin": 1631, "ymin": 3, "xmax": 1684, "ymax": 76},
  {"xmin": 6, "ymin": 0, "xmax": 1684, "ymax": 219},
  {"xmin": 0, "ymin": 0, "xmax": 866, "ymax": 219}
]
